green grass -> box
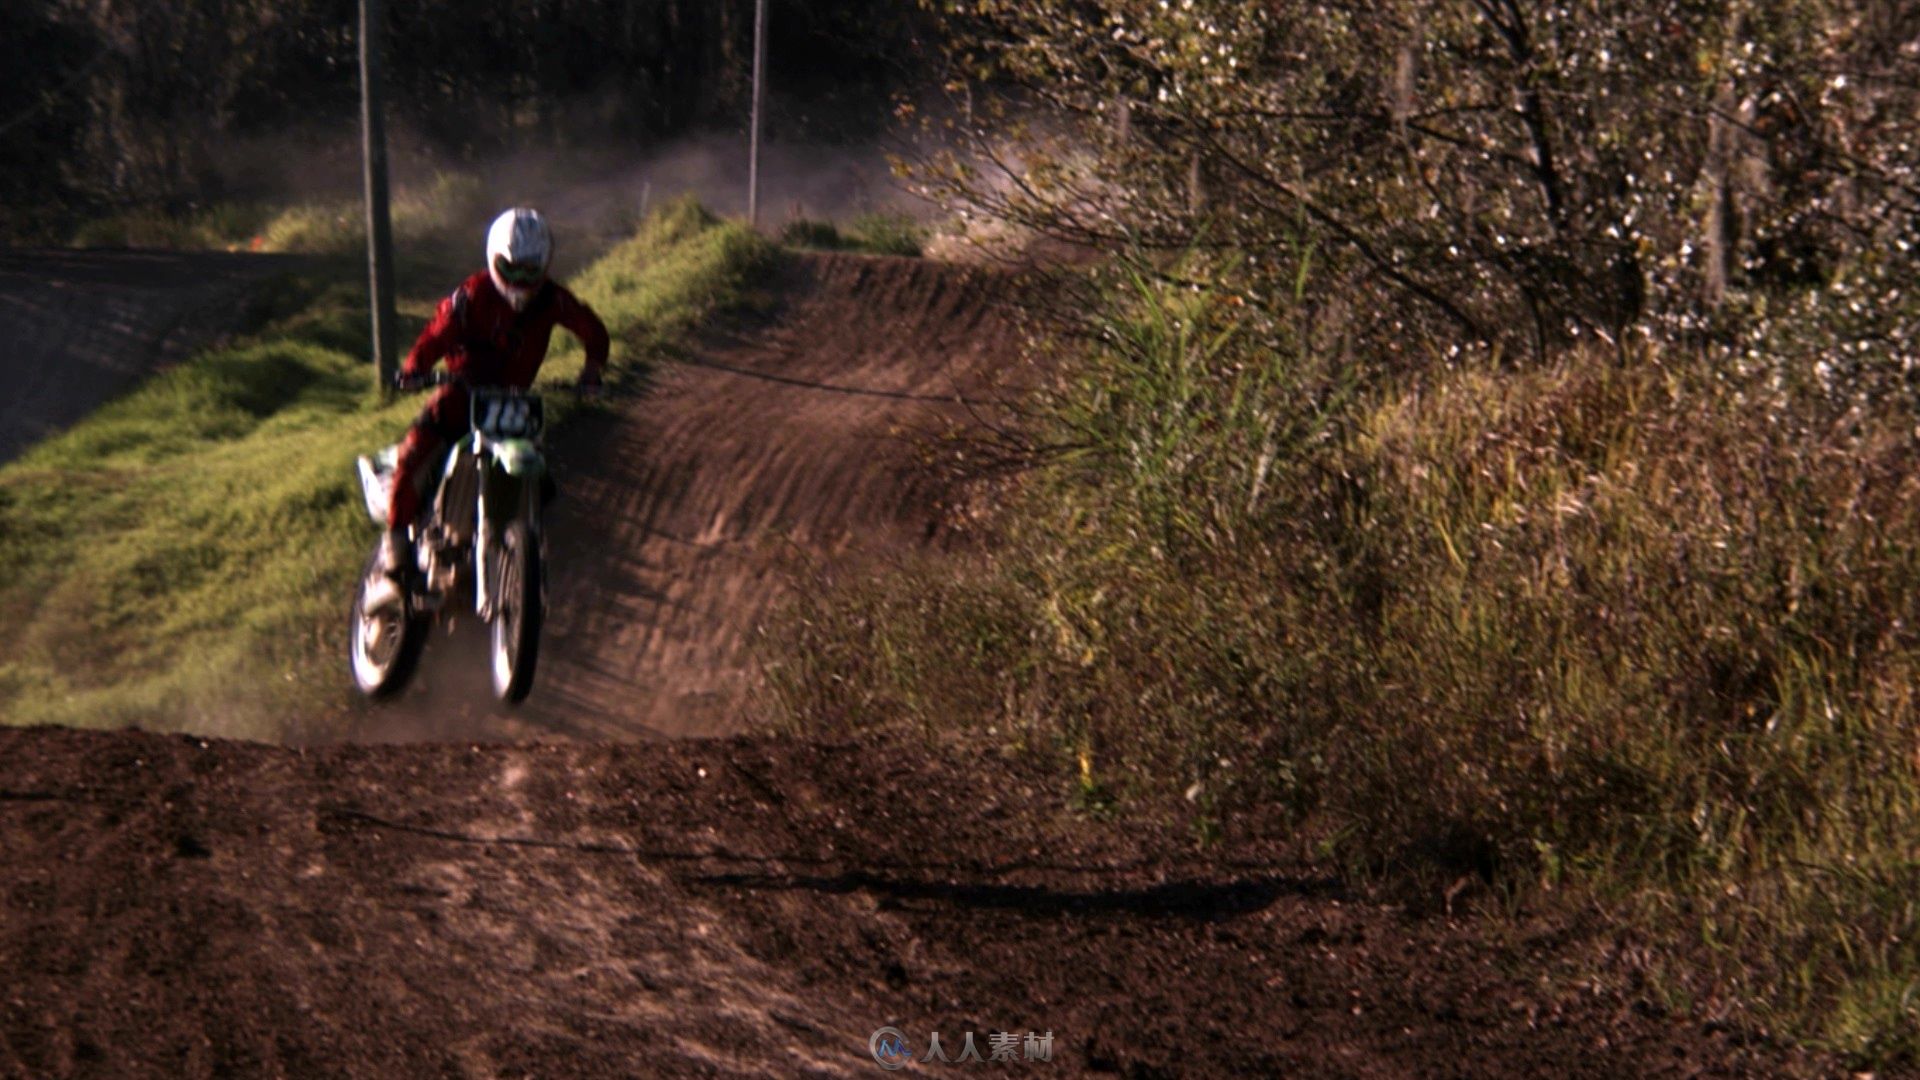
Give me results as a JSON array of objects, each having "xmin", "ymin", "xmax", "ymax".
[
  {"xmin": 777, "ymin": 213, "xmax": 929, "ymax": 257},
  {"xmin": 566, "ymin": 199, "xmax": 779, "ymax": 351},
  {"xmin": 0, "ymin": 197, "xmax": 774, "ymax": 739},
  {"xmin": 67, "ymin": 173, "xmax": 489, "ymax": 255},
  {"xmin": 756, "ymin": 245, "xmax": 1920, "ymax": 1065},
  {"xmin": 254, "ymin": 173, "xmax": 490, "ymax": 256},
  {"xmin": 70, "ymin": 202, "xmax": 273, "ymax": 251}
]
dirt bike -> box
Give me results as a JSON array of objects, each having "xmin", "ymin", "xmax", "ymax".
[{"xmin": 347, "ymin": 371, "xmax": 553, "ymax": 704}]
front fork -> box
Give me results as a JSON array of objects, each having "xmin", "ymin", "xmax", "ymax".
[{"xmin": 473, "ymin": 465, "xmax": 541, "ymax": 621}]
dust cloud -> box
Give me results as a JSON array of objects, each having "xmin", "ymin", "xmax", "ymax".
[{"xmin": 207, "ymin": 121, "xmax": 936, "ymax": 259}]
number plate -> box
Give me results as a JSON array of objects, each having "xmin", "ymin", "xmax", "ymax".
[{"xmin": 470, "ymin": 390, "xmax": 544, "ymax": 439}]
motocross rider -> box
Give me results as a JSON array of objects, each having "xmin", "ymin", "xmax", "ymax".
[{"xmin": 381, "ymin": 206, "xmax": 610, "ymax": 578}]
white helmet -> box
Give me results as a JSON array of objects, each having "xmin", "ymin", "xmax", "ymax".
[{"xmin": 486, "ymin": 207, "xmax": 552, "ymax": 309}]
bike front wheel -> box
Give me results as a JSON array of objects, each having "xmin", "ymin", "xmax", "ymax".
[
  {"xmin": 348, "ymin": 541, "xmax": 426, "ymax": 698},
  {"xmin": 489, "ymin": 519, "xmax": 543, "ymax": 703}
]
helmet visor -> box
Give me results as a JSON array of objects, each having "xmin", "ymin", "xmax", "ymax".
[{"xmin": 493, "ymin": 254, "xmax": 546, "ymax": 285}]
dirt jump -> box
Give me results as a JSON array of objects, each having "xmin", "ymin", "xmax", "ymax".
[{"xmin": 0, "ymin": 252, "xmax": 1826, "ymax": 1077}]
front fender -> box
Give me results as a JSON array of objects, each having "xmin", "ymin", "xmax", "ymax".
[
  {"xmin": 355, "ymin": 446, "xmax": 400, "ymax": 525},
  {"xmin": 486, "ymin": 437, "xmax": 546, "ymax": 478}
]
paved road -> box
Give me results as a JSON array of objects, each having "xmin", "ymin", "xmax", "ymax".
[{"xmin": 0, "ymin": 248, "xmax": 308, "ymax": 464}]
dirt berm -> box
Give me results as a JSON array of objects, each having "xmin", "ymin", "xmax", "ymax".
[{"xmin": 1, "ymin": 253, "xmax": 1830, "ymax": 1077}]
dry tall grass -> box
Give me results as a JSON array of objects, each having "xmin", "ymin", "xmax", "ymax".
[{"xmin": 760, "ymin": 253, "xmax": 1920, "ymax": 1060}]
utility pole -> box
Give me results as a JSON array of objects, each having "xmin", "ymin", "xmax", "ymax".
[
  {"xmin": 360, "ymin": 0, "xmax": 398, "ymax": 395},
  {"xmin": 748, "ymin": 0, "xmax": 767, "ymax": 228}
]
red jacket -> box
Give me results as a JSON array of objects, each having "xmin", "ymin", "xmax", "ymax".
[{"xmin": 401, "ymin": 271, "xmax": 609, "ymax": 387}]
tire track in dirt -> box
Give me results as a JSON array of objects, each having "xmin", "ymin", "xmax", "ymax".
[
  {"xmin": 369, "ymin": 251, "xmax": 1024, "ymax": 741},
  {"xmin": 0, "ymin": 726, "xmax": 1821, "ymax": 1078},
  {"xmin": 0, "ymin": 249, "xmax": 307, "ymax": 464}
]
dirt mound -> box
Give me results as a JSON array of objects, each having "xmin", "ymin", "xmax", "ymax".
[
  {"xmin": 0, "ymin": 249, "xmax": 306, "ymax": 465},
  {"xmin": 0, "ymin": 725, "xmax": 1822, "ymax": 1079},
  {"xmin": 357, "ymin": 251, "xmax": 1024, "ymax": 742}
]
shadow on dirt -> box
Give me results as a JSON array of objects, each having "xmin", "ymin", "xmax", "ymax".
[
  {"xmin": 691, "ymin": 868, "xmax": 1327, "ymax": 920},
  {"xmin": 316, "ymin": 800, "xmax": 1323, "ymax": 918}
]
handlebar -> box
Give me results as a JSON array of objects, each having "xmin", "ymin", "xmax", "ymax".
[
  {"xmin": 392, "ymin": 371, "xmax": 603, "ymax": 396},
  {"xmin": 392, "ymin": 371, "xmax": 459, "ymax": 392}
]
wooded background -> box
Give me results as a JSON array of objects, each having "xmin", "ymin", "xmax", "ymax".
[
  {"xmin": 921, "ymin": 0, "xmax": 1919, "ymax": 376},
  {"xmin": 3, "ymin": 0, "xmax": 932, "ymax": 240}
]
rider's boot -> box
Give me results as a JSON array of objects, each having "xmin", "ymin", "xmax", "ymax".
[{"xmin": 379, "ymin": 526, "xmax": 417, "ymax": 583}]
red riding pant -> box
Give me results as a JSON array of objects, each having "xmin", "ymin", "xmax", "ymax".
[{"xmin": 387, "ymin": 386, "xmax": 472, "ymax": 531}]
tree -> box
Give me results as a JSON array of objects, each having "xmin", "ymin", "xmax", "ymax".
[{"xmin": 915, "ymin": 0, "xmax": 1920, "ymax": 368}]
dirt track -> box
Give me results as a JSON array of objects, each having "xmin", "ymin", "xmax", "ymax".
[
  {"xmin": 0, "ymin": 251, "xmax": 1836, "ymax": 1077},
  {"xmin": 0, "ymin": 249, "xmax": 305, "ymax": 465},
  {"xmin": 354, "ymin": 251, "xmax": 1021, "ymax": 742},
  {"xmin": 0, "ymin": 726, "xmax": 1822, "ymax": 1078}
]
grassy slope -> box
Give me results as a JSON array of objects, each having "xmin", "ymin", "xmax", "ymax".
[{"xmin": 0, "ymin": 199, "xmax": 773, "ymax": 739}]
